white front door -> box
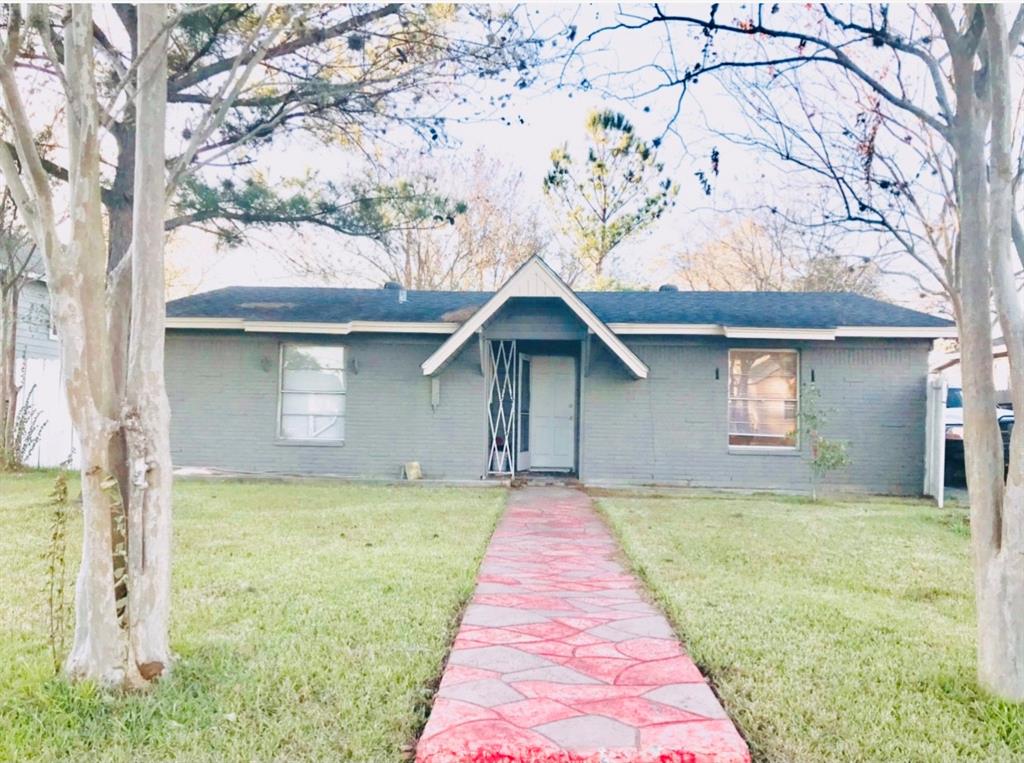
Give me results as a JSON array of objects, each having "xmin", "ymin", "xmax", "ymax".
[{"xmin": 529, "ymin": 355, "xmax": 576, "ymax": 470}]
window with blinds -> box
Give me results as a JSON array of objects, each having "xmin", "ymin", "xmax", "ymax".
[
  {"xmin": 278, "ymin": 344, "xmax": 346, "ymax": 442},
  {"xmin": 728, "ymin": 349, "xmax": 798, "ymax": 448}
]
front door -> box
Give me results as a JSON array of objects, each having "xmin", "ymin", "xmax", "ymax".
[{"xmin": 528, "ymin": 355, "xmax": 576, "ymax": 470}]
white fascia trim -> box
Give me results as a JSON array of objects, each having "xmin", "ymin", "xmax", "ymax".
[
  {"xmin": 421, "ymin": 256, "xmax": 649, "ymax": 379},
  {"xmin": 356, "ymin": 321, "xmax": 458, "ymax": 334},
  {"xmin": 165, "ymin": 317, "xmax": 459, "ymax": 334},
  {"xmin": 834, "ymin": 325, "xmax": 958, "ymax": 338},
  {"xmin": 608, "ymin": 323, "xmax": 836, "ymax": 340},
  {"xmin": 166, "ymin": 316, "xmax": 955, "ymax": 343},
  {"xmin": 165, "ymin": 317, "xmax": 245, "ymax": 330},
  {"xmin": 725, "ymin": 326, "xmax": 837, "ymax": 341},
  {"xmin": 243, "ymin": 320, "xmax": 458, "ymax": 335},
  {"xmin": 609, "ymin": 323, "xmax": 957, "ymax": 340},
  {"xmin": 608, "ymin": 323, "xmax": 723, "ymax": 335}
]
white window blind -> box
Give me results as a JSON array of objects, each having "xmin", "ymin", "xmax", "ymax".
[{"xmin": 279, "ymin": 344, "xmax": 345, "ymax": 442}]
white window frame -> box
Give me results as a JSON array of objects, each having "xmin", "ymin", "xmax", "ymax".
[
  {"xmin": 727, "ymin": 348, "xmax": 799, "ymax": 451},
  {"xmin": 277, "ymin": 342, "xmax": 346, "ymax": 444}
]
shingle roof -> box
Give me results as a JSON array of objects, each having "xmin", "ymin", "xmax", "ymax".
[
  {"xmin": 580, "ymin": 290, "xmax": 952, "ymax": 328},
  {"xmin": 166, "ymin": 285, "xmax": 952, "ymax": 329},
  {"xmin": 167, "ymin": 287, "xmax": 490, "ymax": 323}
]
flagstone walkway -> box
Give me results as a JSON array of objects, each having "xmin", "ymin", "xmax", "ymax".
[{"xmin": 416, "ymin": 486, "xmax": 750, "ymax": 763}]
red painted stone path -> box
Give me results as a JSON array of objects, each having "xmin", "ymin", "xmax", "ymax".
[{"xmin": 416, "ymin": 487, "xmax": 750, "ymax": 763}]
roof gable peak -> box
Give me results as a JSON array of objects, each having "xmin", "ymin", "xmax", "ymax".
[{"xmin": 420, "ymin": 256, "xmax": 650, "ymax": 379}]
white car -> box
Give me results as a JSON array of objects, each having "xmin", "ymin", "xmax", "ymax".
[
  {"xmin": 944, "ymin": 387, "xmax": 1014, "ymax": 485},
  {"xmin": 944, "ymin": 387, "xmax": 1014, "ymax": 442}
]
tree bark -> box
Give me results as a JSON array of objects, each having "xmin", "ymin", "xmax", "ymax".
[
  {"xmin": 0, "ymin": 281, "xmax": 19, "ymax": 467},
  {"xmin": 107, "ymin": 124, "xmax": 136, "ymax": 273},
  {"xmin": 59, "ymin": 4, "xmax": 135, "ymax": 687},
  {"xmin": 105, "ymin": 55, "xmax": 138, "ymax": 660},
  {"xmin": 935, "ymin": 4, "xmax": 1024, "ymax": 700},
  {"xmin": 123, "ymin": 3, "xmax": 172, "ymax": 679},
  {"xmin": 971, "ymin": 5, "xmax": 1024, "ymax": 700},
  {"xmin": 959, "ymin": 132, "xmax": 1024, "ymax": 698}
]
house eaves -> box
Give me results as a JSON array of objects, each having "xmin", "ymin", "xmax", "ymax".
[
  {"xmin": 607, "ymin": 323, "xmax": 958, "ymax": 340},
  {"xmin": 165, "ymin": 317, "xmax": 459, "ymax": 334}
]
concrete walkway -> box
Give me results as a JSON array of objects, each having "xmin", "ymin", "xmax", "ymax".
[{"xmin": 416, "ymin": 487, "xmax": 749, "ymax": 763}]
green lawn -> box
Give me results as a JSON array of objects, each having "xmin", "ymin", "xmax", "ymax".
[
  {"xmin": 596, "ymin": 490, "xmax": 1024, "ymax": 763},
  {"xmin": 0, "ymin": 471, "xmax": 504, "ymax": 763}
]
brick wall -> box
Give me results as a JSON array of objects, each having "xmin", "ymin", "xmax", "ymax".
[
  {"xmin": 165, "ymin": 331, "xmax": 485, "ymax": 479},
  {"xmin": 580, "ymin": 336, "xmax": 931, "ymax": 495},
  {"xmin": 166, "ymin": 329, "xmax": 931, "ymax": 494}
]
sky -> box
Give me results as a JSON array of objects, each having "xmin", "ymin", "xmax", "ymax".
[{"xmin": 159, "ymin": 4, "xmax": 939, "ymax": 310}]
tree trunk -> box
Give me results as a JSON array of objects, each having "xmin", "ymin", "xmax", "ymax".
[
  {"xmin": 971, "ymin": 6, "xmax": 1024, "ymax": 700},
  {"xmin": 0, "ymin": 281, "xmax": 19, "ymax": 467},
  {"xmin": 105, "ymin": 109, "xmax": 137, "ymax": 659},
  {"xmin": 60, "ymin": 4, "xmax": 137, "ymax": 687},
  {"xmin": 123, "ymin": 3, "xmax": 172, "ymax": 678},
  {"xmin": 107, "ymin": 119, "xmax": 136, "ymax": 414},
  {"xmin": 0, "ymin": 2, "xmax": 172, "ymax": 689},
  {"xmin": 955, "ymin": 128, "xmax": 1020, "ymax": 699},
  {"xmin": 66, "ymin": 427, "xmax": 129, "ymax": 685},
  {"xmin": 944, "ymin": 8, "xmax": 1024, "ymax": 699}
]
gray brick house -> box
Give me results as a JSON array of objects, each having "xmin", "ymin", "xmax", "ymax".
[{"xmin": 165, "ymin": 256, "xmax": 955, "ymax": 494}]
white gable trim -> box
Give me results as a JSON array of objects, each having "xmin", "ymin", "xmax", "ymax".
[{"xmin": 420, "ymin": 257, "xmax": 649, "ymax": 379}]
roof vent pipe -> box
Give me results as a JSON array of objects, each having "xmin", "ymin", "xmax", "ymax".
[{"xmin": 658, "ymin": 284, "xmax": 679, "ymax": 292}]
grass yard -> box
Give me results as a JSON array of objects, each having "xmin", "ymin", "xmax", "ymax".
[
  {"xmin": 596, "ymin": 490, "xmax": 1024, "ymax": 763},
  {"xmin": 0, "ymin": 471, "xmax": 505, "ymax": 763}
]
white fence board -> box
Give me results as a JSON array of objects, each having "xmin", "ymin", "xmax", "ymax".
[
  {"xmin": 923, "ymin": 374, "xmax": 946, "ymax": 507},
  {"xmin": 16, "ymin": 356, "xmax": 78, "ymax": 468}
]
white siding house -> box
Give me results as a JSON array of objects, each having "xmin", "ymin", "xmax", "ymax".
[{"xmin": 10, "ymin": 278, "xmax": 78, "ymax": 467}]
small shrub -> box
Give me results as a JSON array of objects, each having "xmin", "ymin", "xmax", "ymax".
[
  {"xmin": 800, "ymin": 383, "xmax": 851, "ymax": 500},
  {"xmin": 44, "ymin": 471, "xmax": 71, "ymax": 674},
  {"xmin": 2, "ymin": 356, "xmax": 47, "ymax": 469},
  {"xmin": 11, "ymin": 382, "xmax": 46, "ymax": 465}
]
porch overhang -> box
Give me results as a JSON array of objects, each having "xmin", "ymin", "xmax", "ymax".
[{"xmin": 421, "ymin": 257, "xmax": 649, "ymax": 379}]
